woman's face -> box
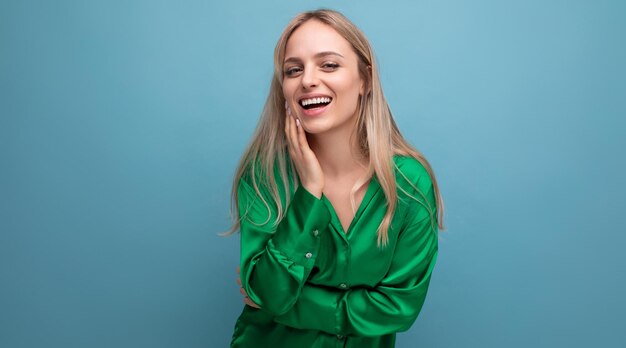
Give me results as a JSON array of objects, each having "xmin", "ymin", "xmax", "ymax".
[{"xmin": 282, "ymin": 19, "xmax": 364, "ymax": 135}]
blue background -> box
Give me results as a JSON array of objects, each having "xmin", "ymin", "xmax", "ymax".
[{"xmin": 1, "ymin": 0, "xmax": 625, "ymax": 347}]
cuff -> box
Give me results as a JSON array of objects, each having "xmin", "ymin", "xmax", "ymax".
[
  {"xmin": 274, "ymin": 283, "xmax": 344, "ymax": 334},
  {"xmin": 270, "ymin": 185, "xmax": 331, "ymax": 269}
]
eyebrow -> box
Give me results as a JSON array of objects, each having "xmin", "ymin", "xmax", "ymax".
[{"xmin": 284, "ymin": 51, "xmax": 345, "ymax": 64}]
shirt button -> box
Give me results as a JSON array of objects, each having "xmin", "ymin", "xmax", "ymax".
[
  {"xmin": 313, "ymin": 229, "xmax": 319, "ymax": 237},
  {"xmin": 339, "ymin": 283, "xmax": 347, "ymax": 289},
  {"xmin": 337, "ymin": 335, "xmax": 344, "ymax": 340},
  {"xmin": 305, "ymin": 252, "xmax": 313, "ymax": 259}
]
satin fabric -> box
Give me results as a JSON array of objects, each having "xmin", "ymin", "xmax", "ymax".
[{"xmin": 230, "ymin": 154, "xmax": 438, "ymax": 348}]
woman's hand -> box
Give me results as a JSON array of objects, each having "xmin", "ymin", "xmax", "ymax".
[
  {"xmin": 285, "ymin": 102, "xmax": 325, "ymax": 198},
  {"xmin": 236, "ymin": 266, "xmax": 260, "ymax": 308}
]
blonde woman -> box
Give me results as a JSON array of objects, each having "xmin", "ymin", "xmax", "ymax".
[{"xmin": 225, "ymin": 9, "xmax": 444, "ymax": 348}]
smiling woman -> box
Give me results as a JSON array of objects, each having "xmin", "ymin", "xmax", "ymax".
[
  {"xmin": 222, "ymin": 8, "xmax": 445, "ymax": 348},
  {"xmin": 282, "ymin": 19, "xmax": 365, "ymax": 145}
]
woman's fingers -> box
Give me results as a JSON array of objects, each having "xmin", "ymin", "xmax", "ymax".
[
  {"xmin": 244, "ymin": 297, "xmax": 260, "ymax": 308},
  {"xmin": 295, "ymin": 116, "xmax": 311, "ymax": 153},
  {"xmin": 285, "ymin": 106, "xmax": 297, "ymax": 158},
  {"xmin": 287, "ymin": 106, "xmax": 300, "ymax": 155},
  {"xmin": 236, "ymin": 250, "xmax": 260, "ymax": 309},
  {"xmin": 239, "ymin": 285, "xmax": 261, "ymax": 308},
  {"xmin": 285, "ymin": 102, "xmax": 309, "ymax": 155}
]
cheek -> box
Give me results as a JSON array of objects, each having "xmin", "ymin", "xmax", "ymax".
[
  {"xmin": 282, "ymin": 84, "xmax": 290, "ymax": 99},
  {"xmin": 329, "ymin": 73, "xmax": 361, "ymax": 96},
  {"xmin": 282, "ymin": 80, "xmax": 294, "ymax": 98},
  {"xmin": 330, "ymin": 77, "xmax": 362, "ymax": 117},
  {"xmin": 332, "ymin": 78, "xmax": 362, "ymax": 107}
]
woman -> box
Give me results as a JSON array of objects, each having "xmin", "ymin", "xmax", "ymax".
[{"xmin": 225, "ymin": 8, "xmax": 445, "ymax": 348}]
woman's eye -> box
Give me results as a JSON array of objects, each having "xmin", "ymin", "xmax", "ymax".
[
  {"xmin": 285, "ymin": 67, "xmax": 302, "ymax": 76},
  {"xmin": 322, "ymin": 63, "xmax": 339, "ymax": 70}
]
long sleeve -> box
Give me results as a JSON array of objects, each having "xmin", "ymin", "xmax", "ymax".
[
  {"xmin": 238, "ymin": 174, "xmax": 332, "ymax": 316},
  {"xmin": 273, "ymin": 181, "xmax": 438, "ymax": 337}
]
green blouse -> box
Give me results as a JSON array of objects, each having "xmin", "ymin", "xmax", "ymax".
[{"xmin": 230, "ymin": 154, "xmax": 438, "ymax": 348}]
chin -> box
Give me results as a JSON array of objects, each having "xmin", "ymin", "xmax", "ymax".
[
  {"xmin": 301, "ymin": 125, "xmax": 325, "ymax": 135},
  {"xmin": 300, "ymin": 119, "xmax": 332, "ymax": 134}
]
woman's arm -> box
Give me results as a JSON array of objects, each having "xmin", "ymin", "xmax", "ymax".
[
  {"xmin": 237, "ymin": 175, "xmax": 332, "ymax": 316},
  {"xmin": 273, "ymin": 185, "xmax": 439, "ymax": 337},
  {"xmin": 237, "ymin": 104, "xmax": 328, "ymax": 316}
]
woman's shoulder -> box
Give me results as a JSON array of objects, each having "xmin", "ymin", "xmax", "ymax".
[
  {"xmin": 240, "ymin": 153, "xmax": 292, "ymax": 183},
  {"xmin": 238, "ymin": 154, "xmax": 293, "ymax": 203},
  {"xmin": 392, "ymin": 155, "xmax": 438, "ymax": 225},
  {"xmin": 393, "ymin": 154, "xmax": 432, "ymax": 182},
  {"xmin": 392, "ymin": 154, "xmax": 435, "ymax": 198}
]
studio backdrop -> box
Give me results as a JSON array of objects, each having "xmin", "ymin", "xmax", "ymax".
[{"xmin": 1, "ymin": 0, "xmax": 624, "ymax": 347}]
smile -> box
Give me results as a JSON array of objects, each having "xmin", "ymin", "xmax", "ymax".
[{"xmin": 299, "ymin": 97, "xmax": 332, "ymax": 110}]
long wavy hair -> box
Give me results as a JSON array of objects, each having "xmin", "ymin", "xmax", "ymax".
[{"xmin": 221, "ymin": 9, "xmax": 445, "ymax": 247}]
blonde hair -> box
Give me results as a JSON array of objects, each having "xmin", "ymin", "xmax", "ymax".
[{"xmin": 221, "ymin": 9, "xmax": 445, "ymax": 247}]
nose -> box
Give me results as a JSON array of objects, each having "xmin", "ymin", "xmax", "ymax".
[{"xmin": 301, "ymin": 66, "xmax": 319, "ymax": 89}]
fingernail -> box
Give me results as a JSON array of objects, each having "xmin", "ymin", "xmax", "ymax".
[{"xmin": 296, "ymin": 119, "xmax": 301, "ymax": 127}]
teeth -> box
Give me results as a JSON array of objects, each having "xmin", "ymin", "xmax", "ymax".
[{"xmin": 300, "ymin": 97, "xmax": 331, "ymax": 106}]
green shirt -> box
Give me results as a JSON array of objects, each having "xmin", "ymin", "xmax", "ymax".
[{"xmin": 230, "ymin": 154, "xmax": 438, "ymax": 348}]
